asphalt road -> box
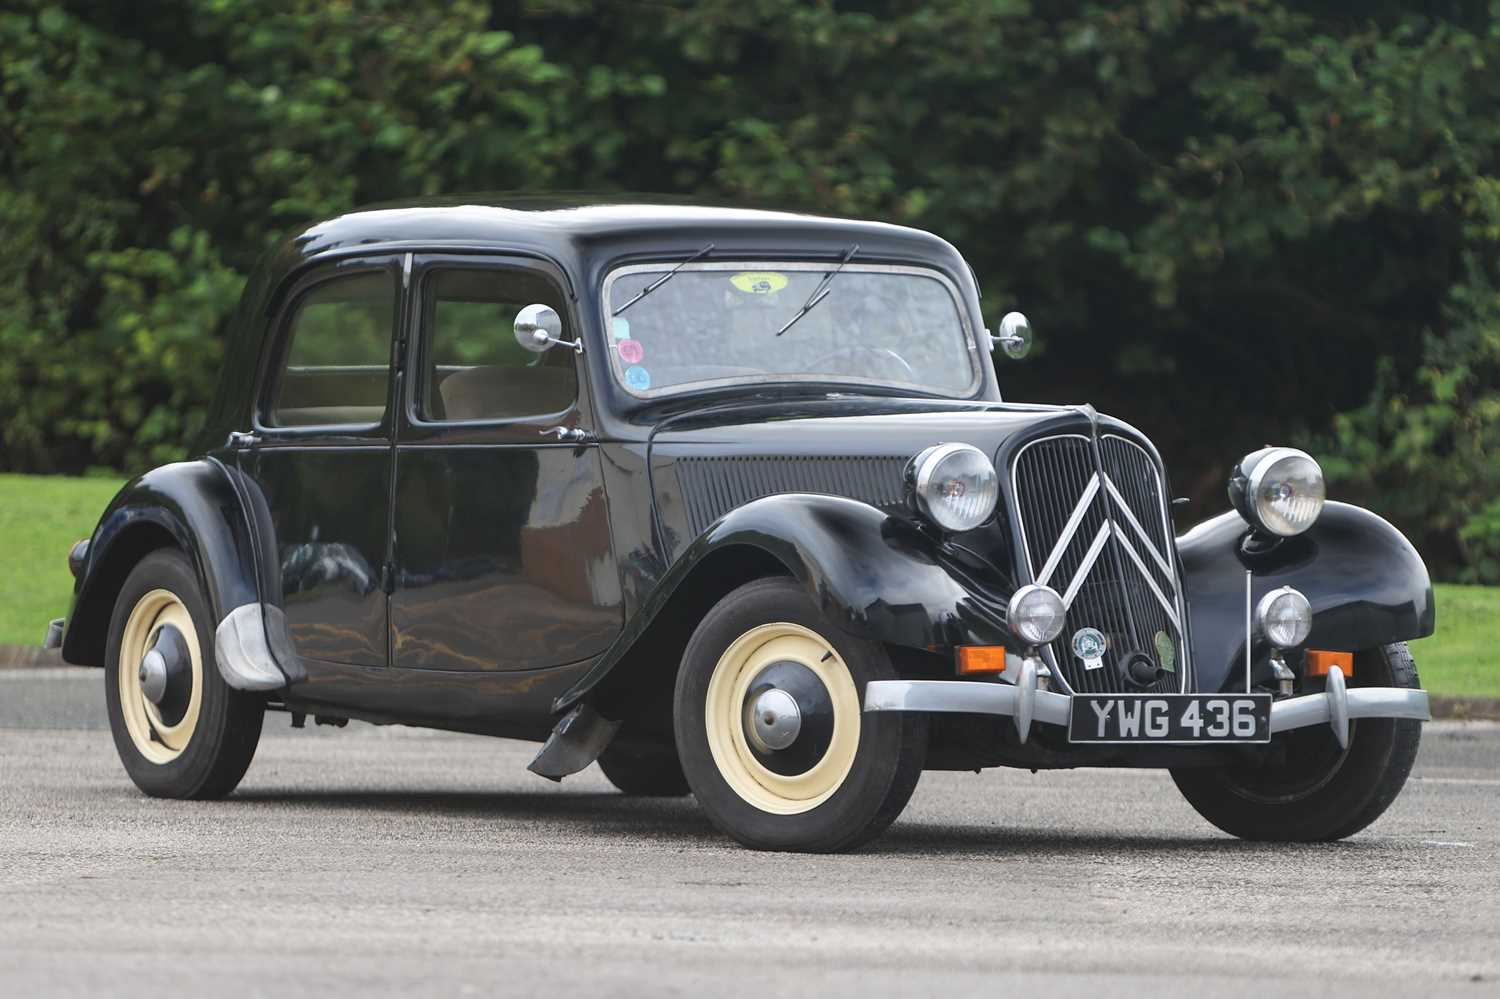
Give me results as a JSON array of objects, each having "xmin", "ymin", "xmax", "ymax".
[{"xmin": 2, "ymin": 668, "xmax": 1496, "ymax": 997}]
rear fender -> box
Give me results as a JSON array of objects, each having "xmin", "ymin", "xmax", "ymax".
[
  {"xmin": 1178, "ymin": 502, "xmax": 1435, "ymax": 694},
  {"xmin": 61, "ymin": 460, "xmax": 269, "ymax": 667},
  {"xmin": 555, "ymin": 493, "xmax": 1016, "ymax": 711}
]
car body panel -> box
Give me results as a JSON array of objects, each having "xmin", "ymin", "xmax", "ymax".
[
  {"xmin": 61, "ymin": 460, "xmax": 263, "ymax": 666},
  {"xmin": 1178, "ymin": 502, "xmax": 1436, "ymax": 695}
]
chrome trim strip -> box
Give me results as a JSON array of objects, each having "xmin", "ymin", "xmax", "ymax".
[
  {"xmin": 1104, "ymin": 475, "xmax": 1174, "ymax": 579},
  {"xmin": 1061, "ymin": 523, "xmax": 1112, "ymax": 609},
  {"xmin": 1035, "ymin": 472, "xmax": 1100, "ymax": 587},
  {"xmin": 1110, "ymin": 523, "xmax": 1183, "ymax": 630}
]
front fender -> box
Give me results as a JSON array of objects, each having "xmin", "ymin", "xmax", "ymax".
[
  {"xmin": 556, "ymin": 493, "xmax": 1016, "ymax": 711},
  {"xmin": 62, "ymin": 459, "xmax": 266, "ymax": 666},
  {"xmin": 1178, "ymin": 501, "xmax": 1435, "ymax": 694}
]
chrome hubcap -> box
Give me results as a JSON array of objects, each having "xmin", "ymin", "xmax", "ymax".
[
  {"xmin": 136, "ymin": 624, "xmax": 191, "ymax": 715},
  {"xmin": 138, "ymin": 649, "xmax": 168, "ymax": 704},
  {"xmin": 746, "ymin": 688, "xmax": 802, "ymax": 752}
]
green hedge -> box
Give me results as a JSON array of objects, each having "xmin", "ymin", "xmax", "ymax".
[{"xmin": 2, "ymin": 1, "xmax": 1497, "ymax": 580}]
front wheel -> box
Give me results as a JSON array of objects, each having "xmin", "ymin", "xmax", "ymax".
[
  {"xmin": 105, "ymin": 550, "xmax": 265, "ymax": 799},
  {"xmin": 1171, "ymin": 642, "xmax": 1422, "ymax": 841},
  {"xmin": 673, "ymin": 577, "xmax": 926, "ymax": 852}
]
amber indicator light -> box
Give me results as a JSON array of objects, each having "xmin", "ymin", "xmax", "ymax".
[
  {"xmin": 956, "ymin": 646, "xmax": 1007, "ymax": 675},
  {"xmin": 1305, "ymin": 649, "xmax": 1354, "ymax": 678}
]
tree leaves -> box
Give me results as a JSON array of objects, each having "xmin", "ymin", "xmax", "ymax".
[{"xmin": 1, "ymin": 0, "xmax": 1496, "ymax": 579}]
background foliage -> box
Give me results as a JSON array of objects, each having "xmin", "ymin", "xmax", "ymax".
[{"xmin": 2, "ymin": 0, "xmax": 1497, "ymax": 581}]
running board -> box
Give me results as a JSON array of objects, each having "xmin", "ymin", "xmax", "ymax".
[{"xmin": 527, "ymin": 705, "xmax": 621, "ymax": 781}]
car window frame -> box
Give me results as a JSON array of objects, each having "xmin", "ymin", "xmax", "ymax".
[
  {"xmin": 253, "ymin": 255, "xmax": 405, "ymax": 439},
  {"xmin": 401, "ymin": 254, "xmax": 587, "ymax": 441},
  {"xmin": 597, "ymin": 259, "xmax": 985, "ymax": 402}
]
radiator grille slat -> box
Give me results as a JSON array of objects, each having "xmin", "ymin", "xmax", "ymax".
[
  {"xmin": 1012, "ymin": 434, "xmax": 1188, "ymax": 694},
  {"xmin": 676, "ymin": 455, "xmax": 910, "ymax": 536}
]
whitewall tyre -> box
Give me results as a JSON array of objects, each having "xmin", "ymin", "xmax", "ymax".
[
  {"xmin": 104, "ymin": 550, "xmax": 265, "ymax": 799},
  {"xmin": 673, "ymin": 577, "xmax": 925, "ymax": 852}
]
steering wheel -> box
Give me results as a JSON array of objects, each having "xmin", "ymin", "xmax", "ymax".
[{"xmin": 806, "ymin": 346, "xmax": 916, "ymax": 382}]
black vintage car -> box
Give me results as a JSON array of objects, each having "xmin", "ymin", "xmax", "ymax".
[{"xmin": 48, "ymin": 197, "xmax": 1435, "ymax": 852}]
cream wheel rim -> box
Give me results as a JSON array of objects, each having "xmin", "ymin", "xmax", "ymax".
[
  {"xmin": 117, "ymin": 589, "xmax": 203, "ymax": 764},
  {"xmin": 704, "ymin": 621, "xmax": 861, "ymax": 815}
]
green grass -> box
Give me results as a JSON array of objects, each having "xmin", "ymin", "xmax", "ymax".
[
  {"xmin": 1415, "ymin": 584, "xmax": 1500, "ymax": 698},
  {"xmin": 0, "ymin": 474, "xmax": 123, "ymax": 648},
  {"xmin": 1, "ymin": 473, "xmax": 1496, "ymax": 697}
]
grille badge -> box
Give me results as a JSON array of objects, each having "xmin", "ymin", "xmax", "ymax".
[
  {"xmin": 1071, "ymin": 628, "xmax": 1107, "ymax": 671},
  {"xmin": 1154, "ymin": 630, "xmax": 1176, "ymax": 673}
]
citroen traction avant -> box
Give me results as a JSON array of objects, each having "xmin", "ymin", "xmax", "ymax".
[{"xmin": 49, "ymin": 198, "xmax": 1434, "ymax": 852}]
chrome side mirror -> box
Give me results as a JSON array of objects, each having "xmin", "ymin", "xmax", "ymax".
[
  {"xmin": 991, "ymin": 311, "xmax": 1033, "ymax": 359},
  {"xmin": 514, "ymin": 304, "xmax": 582, "ymax": 354}
]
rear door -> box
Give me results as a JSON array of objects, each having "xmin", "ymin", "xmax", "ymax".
[
  {"xmin": 389, "ymin": 254, "xmax": 622, "ymax": 671},
  {"xmin": 248, "ymin": 255, "xmax": 403, "ymax": 669}
]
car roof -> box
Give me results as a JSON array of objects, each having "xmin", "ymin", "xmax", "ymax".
[{"xmin": 280, "ymin": 194, "xmax": 964, "ymax": 280}]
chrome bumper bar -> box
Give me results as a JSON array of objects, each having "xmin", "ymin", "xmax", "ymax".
[{"xmin": 864, "ymin": 665, "xmax": 1430, "ymax": 748}]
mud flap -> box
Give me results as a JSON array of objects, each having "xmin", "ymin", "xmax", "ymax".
[{"xmin": 527, "ymin": 705, "xmax": 622, "ymax": 782}]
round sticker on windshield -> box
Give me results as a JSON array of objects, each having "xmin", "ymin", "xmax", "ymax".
[
  {"xmin": 624, "ymin": 365, "xmax": 651, "ymax": 391},
  {"xmin": 730, "ymin": 272, "xmax": 788, "ymax": 295},
  {"xmin": 617, "ymin": 339, "xmax": 644, "ymax": 364},
  {"xmin": 610, "ymin": 317, "xmax": 631, "ymax": 340}
]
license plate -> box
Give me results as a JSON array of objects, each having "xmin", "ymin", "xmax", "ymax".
[{"xmin": 1068, "ymin": 694, "xmax": 1272, "ymax": 744}]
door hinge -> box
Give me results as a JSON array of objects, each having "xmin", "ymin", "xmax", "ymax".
[{"xmin": 380, "ymin": 561, "xmax": 397, "ymax": 595}]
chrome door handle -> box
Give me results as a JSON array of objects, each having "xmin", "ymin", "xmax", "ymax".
[{"xmin": 540, "ymin": 426, "xmax": 592, "ymax": 443}]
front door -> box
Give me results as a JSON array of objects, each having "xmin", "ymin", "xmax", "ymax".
[
  {"xmin": 248, "ymin": 255, "xmax": 402, "ymax": 669},
  {"xmin": 389, "ymin": 255, "xmax": 622, "ymax": 671}
]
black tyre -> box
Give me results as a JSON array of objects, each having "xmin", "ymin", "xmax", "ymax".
[
  {"xmin": 597, "ymin": 742, "xmax": 691, "ymax": 797},
  {"xmin": 104, "ymin": 549, "xmax": 265, "ymax": 799},
  {"xmin": 1172, "ymin": 643, "xmax": 1422, "ymax": 841},
  {"xmin": 673, "ymin": 577, "xmax": 926, "ymax": 852}
]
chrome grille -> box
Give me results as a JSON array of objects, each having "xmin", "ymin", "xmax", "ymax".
[{"xmin": 1011, "ymin": 433, "xmax": 1189, "ymax": 694}]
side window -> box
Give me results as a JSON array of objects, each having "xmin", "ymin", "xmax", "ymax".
[
  {"xmin": 419, "ymin": 268, "xmax": 577, "ymax": 423},
  {"xmin": 268, "ymin": 271, "xmax": 396, "ymax": 428}
]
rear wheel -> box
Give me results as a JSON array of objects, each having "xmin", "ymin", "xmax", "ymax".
[
  {"xmin": 1172, "ymin": 643, "xmax": 1421, "ymax": 841},
  {"xmin": 673, "ymin": 577, "xmax": 926, "ymax": 852},
  {"xmin": 105, "ymin": 550, "xmax": 265, "ymax": 799},
  {"xmin": 597, "ymin": 742, "xmax": 690, "ymax": 797}
]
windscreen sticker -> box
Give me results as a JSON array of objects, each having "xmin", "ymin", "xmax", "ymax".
[
  {"xmin": 730, "ymin": 272, "xmax": 788, "ymax": 295},
  {"xmin": 624, "ymin": 365, "xmax": 651, "ymax": 391},
  {"xmin": 611, "ymin": 316, "xmax": 631, "ymax": 340},
  {"xmin": 617, "ymin": 339, "xmax": 645, "ymax": 364}
]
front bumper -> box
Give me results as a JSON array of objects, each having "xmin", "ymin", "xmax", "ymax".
[{"xmin": 864, "ymin": 664, "xmax": 1430, "ymax": 749}]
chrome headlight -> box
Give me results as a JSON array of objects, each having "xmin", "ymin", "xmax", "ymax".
[
  {"xmin": 1256, "ymin": 586, "xmax": 1312, "ymax": 649},
  {"xmin": 1007, "ymin": 584, "xmax": 1067, "ymax": 646},
  {"xmin": 910, "ymin": 443, "xmax": 999, "ymax": 533},
  {"xmin": 1229, "ymin": 446, "xmax": 1325, "ymax": 537}
]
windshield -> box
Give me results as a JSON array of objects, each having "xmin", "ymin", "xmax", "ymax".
[{"xmin": 601, "ymin": 262, "xmax": 980, "ymax": 398}]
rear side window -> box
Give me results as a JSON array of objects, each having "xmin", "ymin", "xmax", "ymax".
[
  {"xmin": 268, "ymin": 272, "xmax": 396, "ymax": 427},
  {"xmin": 419, "ymin": 268, "xmax": 577, "ymax": 423}
]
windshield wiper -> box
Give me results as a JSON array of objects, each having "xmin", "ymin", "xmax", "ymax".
[
  {"xmin": 775, "ymin": 243, "xmax": 859, "ymax": 337},
  {"xmin": 612, "ymin": 243, "xmax": 715, "ymax": 316}
]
